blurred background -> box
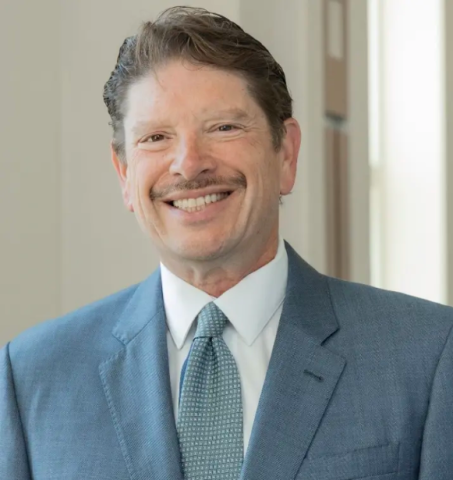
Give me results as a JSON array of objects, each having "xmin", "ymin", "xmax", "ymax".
[{"xmin": 1, "ymin": 0, "xmax": 452, "ymax": 345}]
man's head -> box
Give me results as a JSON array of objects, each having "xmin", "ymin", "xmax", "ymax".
[{"xmin": 104, "ymin": 7, "xmax": 301, "ymax": 271}]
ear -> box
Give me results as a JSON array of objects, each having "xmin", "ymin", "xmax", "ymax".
[
  {"xmin": 279, "ymin": 118, "xmax": 301, "ymax": 196},
  {"xmin": 111, "ymin": 145, "xmax": 134, "ymax": 212}
]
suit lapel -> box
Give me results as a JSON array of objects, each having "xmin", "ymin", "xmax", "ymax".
[
  {"xmin": 240, "ymin": 243, "xmax": 346, "ymax": 480},
  {"xmin": 99, "ymin": 269, "xmax": 184, "ymax": 480}
]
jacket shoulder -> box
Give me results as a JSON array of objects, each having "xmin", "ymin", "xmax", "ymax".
[
  {"xmin": 7, "ymin": 281, "xmax": 141, "ymax": 363},
  {"xmin": 326, "ymin": 275, "xmax": 453, "ymax": 342}
]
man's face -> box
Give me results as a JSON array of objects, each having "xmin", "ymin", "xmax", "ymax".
[{"xmin": 113, "ymin": 59, "xmax": 299, "ymax": 265}]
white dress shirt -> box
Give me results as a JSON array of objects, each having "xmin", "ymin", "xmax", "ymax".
[{"xmin": 162, "ymin": 236, "xmax": 288, "ymax": 456}]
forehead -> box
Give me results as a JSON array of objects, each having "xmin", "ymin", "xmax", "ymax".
[{"xmin": 124, "ymin": 60, "xmax": 262, "ymax": 126}]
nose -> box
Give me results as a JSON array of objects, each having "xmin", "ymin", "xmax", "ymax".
[{"xmin": 169, "ymin": 135, "xmax": 215, "ymax": 180}]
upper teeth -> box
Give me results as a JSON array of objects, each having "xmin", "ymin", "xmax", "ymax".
[{"xmin": 173, "ymin": 193, "xmax": 229, "ymax": 211}]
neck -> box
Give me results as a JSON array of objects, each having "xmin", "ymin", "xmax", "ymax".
[{"xmin": 161, "ymin": 232, "xmax": 280, "ymax": 297}]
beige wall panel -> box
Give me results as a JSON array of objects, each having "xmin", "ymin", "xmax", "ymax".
[
  {"xmin": 324, "ymin": 0, "xmax": 348, "ymax": 118},
  {"xmin": 338, "ymin": 132, "xmax": 350, "ymax": 280},
  {"xmin": 325, "ymin": 129, "xmax": 350, "ymax": 280},
  {"xmin": 0, "ymin": 0, "xmax": 60, "ymax": 346},
  {"xmin": 325, "ymin": 128, "xmax": 337, "ymax": 276},
  {"xmin": 347, "ymin": 0, "xmax": 370, "ymax": 285}
]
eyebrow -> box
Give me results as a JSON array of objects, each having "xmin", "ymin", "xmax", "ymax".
[
  {"xmin": 131, "ymin": 121, "xmax": 161, "ymax": 138},
  {"xmin": 208, "ymin": 108, "xmax": 253, "ymax": 122},
  {"xmin": 131, "ymin": 108, "xmax": 253, "ymax": 137}
]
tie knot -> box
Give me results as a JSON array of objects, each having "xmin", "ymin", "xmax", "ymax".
[{"xmin": 194, "ymin": 302, "xmax": 227, "ymax": 339}]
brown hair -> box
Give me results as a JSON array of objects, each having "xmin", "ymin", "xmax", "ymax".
[{"xmin": 103, "ymin": 6, "xmax": 293, "ymax": 163}]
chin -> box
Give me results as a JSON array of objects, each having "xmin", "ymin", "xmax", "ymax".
[{"xmin": 170, "ymin": 236, "xmax": 229, "ymax": 262}]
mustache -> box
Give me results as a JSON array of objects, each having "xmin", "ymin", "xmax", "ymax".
[{"xmin": 150, "ymin": 174, "xmax": 247, "ymax": 200}]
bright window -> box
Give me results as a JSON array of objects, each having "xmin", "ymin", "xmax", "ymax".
[{"xmin": 368, "ymin": 0, "xmax": 446, "ymax": 303}]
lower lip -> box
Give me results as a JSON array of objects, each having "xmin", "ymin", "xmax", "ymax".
[{"xmin": 164, "ymin": 192, "xmax": 237, "ymax": 223}]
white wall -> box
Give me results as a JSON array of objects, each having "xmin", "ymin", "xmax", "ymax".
[
  {"xmin": 0, "ymin": 0, "xmax": 61, "ymax": 346},
  {"xmin": 445, "ymin": 0, "xmax": 453, "ymax": 306}
]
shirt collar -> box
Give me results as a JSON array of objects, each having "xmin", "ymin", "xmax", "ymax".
[{"xmin": 161, "ymin": 236, "xmax": 288, "ymax": 349}]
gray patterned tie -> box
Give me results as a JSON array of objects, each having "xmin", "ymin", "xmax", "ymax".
[{"xmin": 176, "ymin": 302, "xmax": 244, "ymax": 479}]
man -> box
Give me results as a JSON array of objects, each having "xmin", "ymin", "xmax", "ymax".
[{"xmin": 1, "ymin": 6, "xmax": 453, "ymax": 480}]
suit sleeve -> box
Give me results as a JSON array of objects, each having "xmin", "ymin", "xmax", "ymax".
[
  {"xmin": 418, "ymin": 324, "xmax": 453, "ymax": 479},
  {"xmin": 0, "ymin": 342, "xmax": 32, "ymax": 479}
]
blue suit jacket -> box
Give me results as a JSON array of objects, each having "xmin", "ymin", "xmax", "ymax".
[{"xmin": 2, "ymin": 242, "xmax": 453, "ymax": 479}]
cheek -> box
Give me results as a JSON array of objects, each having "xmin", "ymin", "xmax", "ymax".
[
  {"xmin": 229, "ymin": 138, "xmax": 267, "ymax": 173},
  {"xmin": 128, "ymin": 152, "xmax": 163, "ymax": 200},
  {"xmin": 260, "ymin": 161, "xmax": 283, "ymax": 203},
  {"xmin": 252, "ymin": 151, "xmax": 281, "ymax": 184}
]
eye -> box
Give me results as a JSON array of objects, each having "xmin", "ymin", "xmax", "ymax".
[
  {"xmin": 218, "ymin": 124, "xmax": 238, "ymax": 132},
  {"xmin": 143, "ymin": 134, "xmax": 165, "ymax": 143}
]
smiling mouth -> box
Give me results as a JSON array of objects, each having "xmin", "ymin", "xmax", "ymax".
[{"xmin": 165, "ymin": 192, "xmax": 232, "ymax": 212}]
